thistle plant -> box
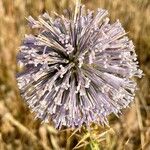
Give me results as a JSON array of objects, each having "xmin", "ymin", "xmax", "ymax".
[{"xmin": 16, "ymin": 2, "xmax": 142, "ymax": 129}]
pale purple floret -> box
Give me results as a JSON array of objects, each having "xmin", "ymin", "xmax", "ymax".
[{"xmin": 16, "ymin": 5, "xmax": 143, "ymax": 129}]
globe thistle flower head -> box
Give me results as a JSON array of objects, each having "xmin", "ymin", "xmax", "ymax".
[{"xmin": 16, "ymin": 4, "xmax": 143, "ymax": 129}]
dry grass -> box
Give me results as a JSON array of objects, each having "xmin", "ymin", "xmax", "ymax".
[{"xmin": 0, "ymin": 0, "xmax": 150, "ymax": 149}]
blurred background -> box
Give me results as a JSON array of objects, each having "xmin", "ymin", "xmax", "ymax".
[{"xmin": 0, "ymin": 0, "xmax": 150, "ymax": 149}]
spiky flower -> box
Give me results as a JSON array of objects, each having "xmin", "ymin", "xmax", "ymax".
[{"xmin": 16, "ymin": 4, "xmax": 142, "ymax": 129}]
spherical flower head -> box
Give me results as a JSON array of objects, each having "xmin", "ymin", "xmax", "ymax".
[{"xmin": 16, "ymin": 4, "xmax": 143, "ymax": 129}]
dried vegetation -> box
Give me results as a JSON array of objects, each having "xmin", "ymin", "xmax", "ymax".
[{"xmin": 0, "ymin": 0, "xmax": 150, "ymax": 149}]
